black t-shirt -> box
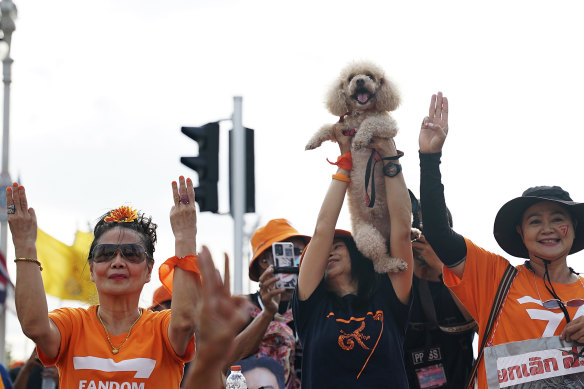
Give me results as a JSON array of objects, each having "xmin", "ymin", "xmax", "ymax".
[
  {"xmin": 293, "ymin": 275, "xmax": 411, "ymax": 389},
  {"xmin": 403, "ymin": 276, "xmax": 475, "ymax": 389}
]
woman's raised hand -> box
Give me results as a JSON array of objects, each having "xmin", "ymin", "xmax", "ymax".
[
  {"xmin": 170, "ymin": 176, "xmax": 197, "ymax": 256},
  {"xmin": 6, "ymin": 183, "xmax": 37, "ymax": 257},
  {"xmin": 419, "ymin": 92, "xmax": 449, "ymax": 154}
]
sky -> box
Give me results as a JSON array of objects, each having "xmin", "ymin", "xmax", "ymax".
[{"xmin": 3, "ymin": 0, "xmax": 584, "ymax": 361}]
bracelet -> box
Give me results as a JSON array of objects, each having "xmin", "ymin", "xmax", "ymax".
[
  {"xmin": 159, "ymin": 254, "xmax": 201, "ymax": 293},
  {"xmin": 14, "ymin": 257, "xmax": 43, "ymax": 271},
  {"xmin": 381, "ymin": 150, "xmax": 404, "ymax": 161},
  {"xmin": 327, "ymin": 152, "xmax": 352, "ymax": 170},
  {"xmin": 332, "ymin": 173, "xmax": 350, "ymax": 183}
]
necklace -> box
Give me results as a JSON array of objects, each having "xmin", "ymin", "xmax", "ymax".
[{"xmin": 97, "ymin": 307, "xmax": 143, "ymax": 355}]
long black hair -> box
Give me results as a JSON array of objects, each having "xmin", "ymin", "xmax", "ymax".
[{"xmin": 327, "ymin": 236, "xmax": 379, "ymax": 308}]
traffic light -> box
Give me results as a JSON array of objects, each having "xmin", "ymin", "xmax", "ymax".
[
  {"xmin": 229, "ymin": 127, "xmax": 255, "ymax": 213},
  {"xmin": 181, "ymin": 122, "xmax": 219, "ymax": 213}
]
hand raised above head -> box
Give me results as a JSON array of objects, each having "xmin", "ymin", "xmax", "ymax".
[
  {"xmin": 419, "ymin": 92, "xmax": 449, "ymax": 154},
  {"xmin": 170, "ymin": 176, "xmax": 197, "ymax": 255},
  {"xmin": 332, "ymin": 122, "xmax": 352, "ymax": 155},
  {"xmin": 6, "ymin": 183, "xmax": 38, "ymax": 254}
]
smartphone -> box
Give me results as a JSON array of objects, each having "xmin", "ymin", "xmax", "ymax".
[{"xmin": 272, "ymin": 242, "xmax": 298, "ymax": 290}]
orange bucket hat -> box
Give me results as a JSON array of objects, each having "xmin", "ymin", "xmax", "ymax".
[
  {"xmin": 149, "ymin": 285, "xmax": 172, "ymax": 310},
  {"xmin": 249, "ymin": 219, "xmax": 310, "ymax": 282}
]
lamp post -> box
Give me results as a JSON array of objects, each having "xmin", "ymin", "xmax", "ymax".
[{"xmin": 0, "ymin": 0, "xmax": 16, "ymax": 365}]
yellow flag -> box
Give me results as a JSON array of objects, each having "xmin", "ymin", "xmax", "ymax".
[{"xmin": 37, "ymin": 228, "xmax": 98, "ymax": 304}]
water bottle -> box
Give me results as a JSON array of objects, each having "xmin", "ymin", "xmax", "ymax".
[
  {"xmin": 226, "ymin": 365, "xmax": 247, "ymax": 389},
  {"xmin": 41, "ymin": 376, "xmax": 56, "ymax": 389}
]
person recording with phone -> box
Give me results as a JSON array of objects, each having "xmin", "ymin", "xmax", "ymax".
[{"xmin": 233, "ymin": 219, "xmax": 310, "ymax": 389}]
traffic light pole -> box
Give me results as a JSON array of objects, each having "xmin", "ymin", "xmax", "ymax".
[{"xmin": 231, "ymin": 96, "xmax": 245, "ymax": 294}]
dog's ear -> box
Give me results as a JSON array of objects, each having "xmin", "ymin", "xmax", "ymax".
[
  {"xmin": 375, "ymin": 77, "xmax": 401, "ymax": 112},
  {"xmin": 326, "ymin": 81, "xmax": 349, "ymax": 116}
]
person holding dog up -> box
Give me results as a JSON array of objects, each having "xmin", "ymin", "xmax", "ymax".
[
  {"xmin": 419, "ymin": 92, "xmax": 584, "ymax": 388},
  {"xmin": 293, "ymin": 125, "xmax": 413, "ymax": 388},
  {"xmin": 403, "ymin": 193, "xmax": 475, "ymax": 389},
  {"xmin": 9, "ymin": 177, "xmax": 199, "ymax": 387}
]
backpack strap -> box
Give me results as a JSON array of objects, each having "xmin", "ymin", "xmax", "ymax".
[{"xmin": 465, "ymin": 263, "xmax": 518, "ymax": 389}]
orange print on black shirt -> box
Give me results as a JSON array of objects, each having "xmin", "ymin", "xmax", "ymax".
[{"xmin": 327, "ymin": 310, "xmax": 384, "ymax": 379}]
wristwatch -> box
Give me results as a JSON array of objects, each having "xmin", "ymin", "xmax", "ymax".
[{"xmin": 382, "ymin": 162, "xmax": 402, "ymax": 177}]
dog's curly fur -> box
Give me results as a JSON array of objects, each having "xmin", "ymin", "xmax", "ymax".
[{"xmin": 306, "ymin": 61, "xmax": 407, "ymax": 273}]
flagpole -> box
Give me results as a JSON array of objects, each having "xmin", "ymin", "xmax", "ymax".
[{"xmin": 0, "ymin": 0, "xmax": 17, "ymax": 365}]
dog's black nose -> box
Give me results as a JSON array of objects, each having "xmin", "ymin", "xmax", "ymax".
[{"xmin": 356, "ymin": 79, "xmax": 365, "ymax": 87}]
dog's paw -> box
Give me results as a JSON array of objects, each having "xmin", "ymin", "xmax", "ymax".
[
  {"xmin": 351, "ymin": 135, "xmax": 370, "ymax": 150},
  {"xmin": 305, "ymin": 140, "xmax": 321, "ymax": 150}
]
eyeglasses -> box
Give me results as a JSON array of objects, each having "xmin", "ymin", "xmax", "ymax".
[
  {"xmin": 91, "ymin": 244, "xmax": 148, "ymax": 264},
  {"xmin": 532, "ymin": 272, "xmax": 584, "ymax": 309}
]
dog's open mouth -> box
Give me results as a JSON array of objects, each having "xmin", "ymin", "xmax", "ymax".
[{"xmin": 351, "ymin": 88, "xmax": 375, "ymax": 105}]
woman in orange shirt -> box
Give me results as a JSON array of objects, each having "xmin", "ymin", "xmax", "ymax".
[
  {"xmin": 8, "ymin": 176, "xmax": 199, "ymax": 388},
  {"xmin": 419, "ymin": 92, "xmax": 584, "ymax": 388}
]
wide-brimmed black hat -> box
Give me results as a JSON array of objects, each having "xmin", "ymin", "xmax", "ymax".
[{"xmin": 493, "ymin": 186, "xmax": 584, "ymax": 258}]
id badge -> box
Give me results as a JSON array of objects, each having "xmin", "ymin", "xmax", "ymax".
[{"xmin": 415, "ymin": 363, "xmax": 447, "ymax": 389}]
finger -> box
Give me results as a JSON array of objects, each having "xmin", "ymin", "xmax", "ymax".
[
  {"xmin": 435, "ymin": 92, "xmax": 443, "ymax": 118},
  {"xmin": 19, "ymin": 185, "xmax": 29, "ymax": 210},
  {"xmin": 198, "ymin": 246, "xmax": 216, "ymax": 297},
  {"xmin": 178, "ymin": 176, "xmax": 189, "ymax": 205},
  {"xmin": 223, "ymin": 253, "xmax": 231, "ymax": 295},
  {"xmin": 258, "ymin": 265, "xmax": 274, "ymax": 283},
  {"xmin": 262, "ymin": 275, "xmax": 280, "ymax": 289},
  {"xmin": 171, "ymin": 180, "xmax": 180, "ymax": 205},
  {"xmin": 11, "ymin": 183, "xmax": 24, "ymax": 214},
  {"xmin": 442, "ymin": 97, "xmax": 449, "ymax": 124},
  {"xmin": 186, "ymin": 177, "xmax": 195, "ymax": 204},
  {"xmin": 428, "ymin": 94, "xmax": 437, "ymax": 117}
]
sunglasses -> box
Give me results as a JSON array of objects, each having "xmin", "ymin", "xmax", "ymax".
[
  {"xmin": 541, "ymin": 299, "xmax": 584, "ymax": 309},
  {"xmin": 91, "ymin": 244, "xmax": 148, "ymax": 264}
]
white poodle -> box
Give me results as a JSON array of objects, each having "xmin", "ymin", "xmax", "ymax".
[{"xmin": 306, "ymin": 61, "xmax": 407, "ymax": 273}]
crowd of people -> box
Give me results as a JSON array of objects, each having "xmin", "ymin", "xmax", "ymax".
[{"xmin": 3, "ymin": 91, "xmax": 584, "ymax": 388}]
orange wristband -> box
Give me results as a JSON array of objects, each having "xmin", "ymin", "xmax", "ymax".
[
  {"xmin": 159, "ymin": 254, "xmax": 201, "ymax": 293},
  {"xmin": 327, "ymin": 152, "xmax": 352, "ymax": 170},
  {"xmin": 332, "ymin": 173, "xmax": 351, "ymax": 183}
]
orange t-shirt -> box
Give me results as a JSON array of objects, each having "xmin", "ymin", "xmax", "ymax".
[
  {"xmin": 443, "ymin": 238, "xmax": 584, "ymax": 388},
  {"xmin": 37, "ymin": 305, "xmax": 195, "ymax": 389}
]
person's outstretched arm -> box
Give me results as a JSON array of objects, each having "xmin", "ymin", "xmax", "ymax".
[
  {"xmin": 9, "ymin": 183, "xmax": 62, "ymax": 359},
  {"xmin": 370, "ymin": 138, "xmax": 414, "ymax": 304},
  {"xmin": 168, "ymin": 176, "xmax": 199, "ymax": 356},
  {"xmin": 226, "ymin": 265, "xmax": 282, "ymax": 367},
  {"xmin": 419, "ymin": 92, "xmax": 466, "ymax": 278},
  {"xmin": 297, "ymin": 125, "xmax": 351, "ymax": 301}
]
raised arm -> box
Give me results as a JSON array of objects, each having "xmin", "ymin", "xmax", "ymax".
[
  {"xmin": 168, "ymin": 176, "xmax": 199, "ymax": 356},
  {"xmin": 182, "ymin": 248, "xmax": 249, "ymax": 389},
  {"xmin": 419, "ymin": 92, "xmax": 466, "ymax": 279},
  {"xmin": 297, "ymin": 124, "xmax": 351, "ymax": 301},
  {"xmin": 370, "ymin": 138, "xmax": 414, "ymax": 304},
  {"xmin": 9, "ymin": 183, "xmax": 61, "ymax": 359}
]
